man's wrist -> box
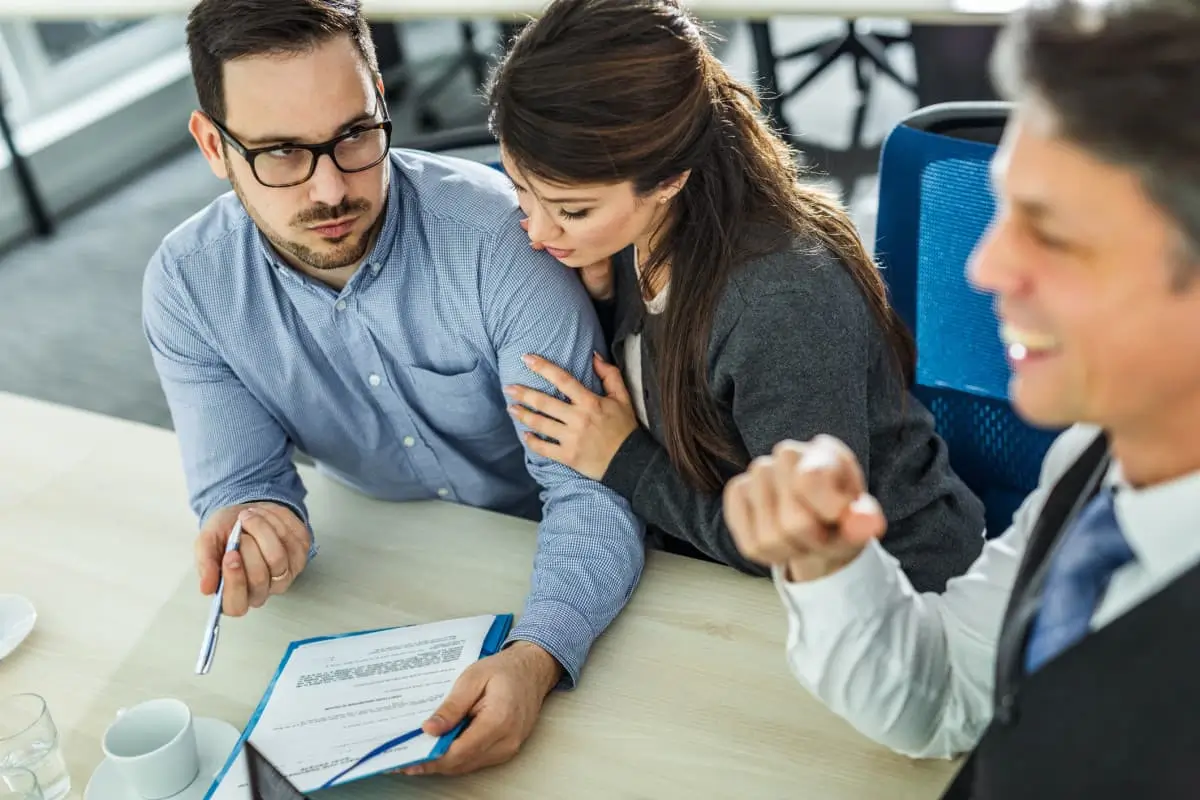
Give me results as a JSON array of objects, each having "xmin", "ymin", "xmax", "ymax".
[{"xmin": 508, "ymin": 640, "xmax": 564, "ymax": 694}]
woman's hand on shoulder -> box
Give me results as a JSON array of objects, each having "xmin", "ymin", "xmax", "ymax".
[{"xmin": 519, "ymin": 218, "xmax": 614, "ymax": 301}]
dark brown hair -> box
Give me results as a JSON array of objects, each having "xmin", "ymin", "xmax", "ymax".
[
  {"xmin": 186, "ymin": 0, "xmax": 379, "ymax": 122},
  {"xmin": 995, "ymin": 0, "xmax": 1200, "ymax": 283},
  {"xmin": 488, "ymin": 0, "xmax": 915, "ymax": 492}
]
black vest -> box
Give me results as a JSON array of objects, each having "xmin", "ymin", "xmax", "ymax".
[{"xmin": 942, "ymin": 433, "xmax": 1200, "ymax": 799}]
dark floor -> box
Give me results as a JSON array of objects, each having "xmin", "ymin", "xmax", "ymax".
[{"xmin": 0, "ymin": 17, "xmax": 918, "ymax": 429}]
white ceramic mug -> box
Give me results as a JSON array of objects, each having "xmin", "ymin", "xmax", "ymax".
[{"xmin": 101, "ymin": 699, "xmax": 199, "ymax": 799}]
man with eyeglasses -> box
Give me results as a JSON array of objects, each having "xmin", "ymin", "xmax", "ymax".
[{"xmin": 141, "ymin": 0, "xmax": 645, "ymax": 776}]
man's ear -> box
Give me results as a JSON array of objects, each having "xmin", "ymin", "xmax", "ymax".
[{"xmin": 188, "ymin": 110, "xmax": 229, "ymax": 181}]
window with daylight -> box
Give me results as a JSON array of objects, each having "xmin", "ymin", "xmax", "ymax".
[{"xmin": 0, "ymin": 17, "xmax": 185, "ymax": 126}]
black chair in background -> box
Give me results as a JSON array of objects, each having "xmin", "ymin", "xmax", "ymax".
[
  {"xmin": 909, "ymin": 24, "xmax": 1001, "ymax": 107},
  {"xmin": 749, "ymin": 19, "xmax": 916, "ymax": 144},
  {"xmin": 371, "ymin": 22, "xmax": 409, "ymax": 105},
  {"xmin": 372, "ymin": 20, "xmax": 494, "ymax": 133}
]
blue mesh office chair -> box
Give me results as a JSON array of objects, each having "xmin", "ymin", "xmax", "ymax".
[{"xmin": 875, "ymin": 102, "xmax": 1060, "ymax": 538}]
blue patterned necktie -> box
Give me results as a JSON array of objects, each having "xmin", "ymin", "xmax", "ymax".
[{"xmin": 1024, "ymin": 489, "xmax": 1136, "ymax": 673}]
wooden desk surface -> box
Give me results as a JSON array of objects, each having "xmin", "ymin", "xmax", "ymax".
[
  {"xmin": 0, "ymin": 392, "xmax": 955, "ymax": 799},
  {"xmin": 0, "ymin": 0, "xmax": 1009, "ymax": 22}
]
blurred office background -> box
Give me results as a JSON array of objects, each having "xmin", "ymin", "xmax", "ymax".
[{"xmin": 0, "ymin": 14, "xmax": 997, "ymax": 430}]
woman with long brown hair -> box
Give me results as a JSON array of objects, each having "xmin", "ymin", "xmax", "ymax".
[{"xmin": 492, "ymin": 0, "xmax": 985, "ymax": 591}]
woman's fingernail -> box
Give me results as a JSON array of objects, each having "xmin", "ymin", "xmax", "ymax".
[{"xmin": 522, "ymin": 355, "xmax": 534, "ymax": 366}]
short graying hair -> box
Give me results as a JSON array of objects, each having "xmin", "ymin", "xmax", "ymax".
[{"xmin": 993, "ymin": 0, "xmax": 1200, "ymax": 286}]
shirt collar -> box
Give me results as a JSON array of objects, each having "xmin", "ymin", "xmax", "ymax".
[
  {"xmin": 1108, "ymin": 461, "xmax": 1200, "ymax": 583},
  {"xmin": 360, "ymin": 153, "xmax": 402, "ymax": 271}
]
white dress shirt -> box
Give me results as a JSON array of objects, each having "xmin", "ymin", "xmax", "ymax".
[{"xmin": 772, "ymin": 423, "xmax": 1200, "ymax": 760}]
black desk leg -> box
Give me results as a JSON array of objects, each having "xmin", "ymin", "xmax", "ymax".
[
  {"xmin": 0, "ymin": 91, "xmax": 52, "ymax": 237},
  {"xmin": 749, "ymin": 21, "xmax": 790, "ymax": 138}
]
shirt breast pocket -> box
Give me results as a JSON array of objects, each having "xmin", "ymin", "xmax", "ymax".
[{"xmin": 402, "ymin": 360, "xmax": 511, "ymax": 441}]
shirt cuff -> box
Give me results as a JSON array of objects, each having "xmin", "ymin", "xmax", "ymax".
[
  {"xmin": 507, "ymin": 598, "xmax": 598, "ymax": 690},
  {"xmin": 772, "ymin": 540, "xmax": 903, "ymax": 640},
  {"xmin": 601, "ymin": 427, "xmax": 660, "ymax": 502}
]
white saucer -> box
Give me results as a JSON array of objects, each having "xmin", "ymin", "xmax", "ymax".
[
  {"xmin": 84, "ymin": 717, "xmax": 241, "ymax": 800},
  {"xmin": 0, "ymin": 594, "xmax": 36, "ymax": 660}
]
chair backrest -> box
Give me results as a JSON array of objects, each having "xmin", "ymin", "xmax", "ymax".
[
  {"xmin": 875, "ymin": 101, "xmax": 1059, "ymax": 538},
  {"xmin": 397, "ymin": 124, "xmax": 501, "ymax": 171}
]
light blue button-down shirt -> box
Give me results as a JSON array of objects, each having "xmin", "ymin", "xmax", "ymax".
[{"xmin": 142, "ymin": 149, "xmax": 645, "ymax": 684}]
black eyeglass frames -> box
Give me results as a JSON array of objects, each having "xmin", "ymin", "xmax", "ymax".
[{"xmin": 209, "ymin": 92, "xmax": 392, "ymax": 188}]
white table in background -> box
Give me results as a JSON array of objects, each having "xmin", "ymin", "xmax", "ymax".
[{"xmin": 0, "ymin": 392, "xmax": 958, "ymax": 798}]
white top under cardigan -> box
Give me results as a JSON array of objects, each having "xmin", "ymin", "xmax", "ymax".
[{"xmin": 621, "ymin": 246, "xmax": 669, "ymax": 428}]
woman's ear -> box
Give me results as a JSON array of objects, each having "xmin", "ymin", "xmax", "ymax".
[{"xmin": 658, "ymin": 169, "xmax": 692, "ymax": 203}]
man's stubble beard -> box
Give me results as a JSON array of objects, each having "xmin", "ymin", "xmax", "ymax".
[{"xmin": 228, "ymin": 164, "xmax": 384, "ymax": 273}]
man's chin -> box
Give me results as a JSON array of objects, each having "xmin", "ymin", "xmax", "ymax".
[
  {"xmin": 1009, "ymin": 376, "xmax": 1078, "ymax": 430},
  {"xmin": 291, "ymin": 233, "xmax": 372, "ymax": 271}
]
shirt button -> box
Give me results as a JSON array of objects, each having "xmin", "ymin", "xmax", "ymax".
[
  {"xmin": 367, "ymin": 373, "xmax": 382, "ymax": 387},
  {"xmin": 403, "ymin": 436, "xmax": 416, "ymax": 448},
  {"xmin": 437, "ymin": 488, "xmax": 449, "ymax": 498},
  {"xmin": 335, "ymin": 300, "xmax": 347, "ymax": 312},
  {"xmin": 371, "ymin": 263, "xmax": 382, "ymax": 274}
]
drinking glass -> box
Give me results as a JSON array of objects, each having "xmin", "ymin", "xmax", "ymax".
[
  {"xmin": 0, "ymin": 696, "xmax": 69, "ymax": 800},
  {"xmin": 0, "ymin": 768, "xmax": 43, "ymax": 800}
]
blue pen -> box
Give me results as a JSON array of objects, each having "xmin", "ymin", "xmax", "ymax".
[{"xmin": 195, "ymin": 518, "xmax": 244, "ymax": 675}]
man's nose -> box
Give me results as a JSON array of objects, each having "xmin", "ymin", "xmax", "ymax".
[{"xmin": 307, "ymin": 154, "xmax": 349, "ymax": 209}]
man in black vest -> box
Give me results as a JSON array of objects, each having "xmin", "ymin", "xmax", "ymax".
[{"xmin": 722, "ymin": 1, "xmax": 1200, "ymax": 797}]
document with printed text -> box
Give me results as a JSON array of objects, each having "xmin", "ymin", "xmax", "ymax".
[{"xmin": 204, "ymin": 613, "xmax": 512, "ymax": 799}]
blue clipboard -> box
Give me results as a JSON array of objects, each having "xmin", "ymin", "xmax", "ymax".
[{"xmin": 203, "ymin": 613, "xmax": 513, "ymax": 798}]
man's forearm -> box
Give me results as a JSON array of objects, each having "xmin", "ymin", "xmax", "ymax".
[
  {"xmin": 508, "ymin": 482, "xmax": 645, "ymax": 687},
  {"xmin": 774, "ymin": 538, "xmax": 1008, "ymax": 759}
]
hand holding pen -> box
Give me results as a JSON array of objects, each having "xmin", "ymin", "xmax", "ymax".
[
  {"xmin": 195, "ymin": 502, "xmax": 312, "ymax": 615},
  {"xmin": 194, "ymin": 502, "xmax": 313, "ymax": 672}
]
